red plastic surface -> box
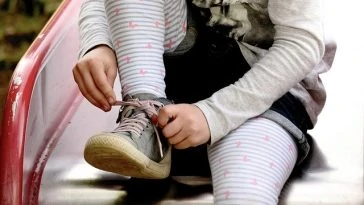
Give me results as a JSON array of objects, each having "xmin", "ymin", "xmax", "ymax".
[{"xmin": 0, "ymin": 1, "xmax": 82, "ymax": 204}]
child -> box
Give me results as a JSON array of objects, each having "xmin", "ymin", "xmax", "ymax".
[{"xmin": 73, "ymin": 0, "xmax": 327, "ymax": 204}]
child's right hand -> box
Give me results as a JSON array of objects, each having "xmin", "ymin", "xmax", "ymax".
[{"xmin": 73, "ymin": 45, "xmax": 117, "ymax": 112}]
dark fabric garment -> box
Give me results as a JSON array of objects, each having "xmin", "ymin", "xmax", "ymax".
[
  {"xmin": 270, "ymin": 92, "xmax": 313, "ymax": 131},
  {"xmin": 163, "ymin": 3, "xmax": 312, "ymax": 177}
]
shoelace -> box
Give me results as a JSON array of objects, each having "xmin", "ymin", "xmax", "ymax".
[{"xmin": 113, "ymin": 99, "xmax": 165, "ymax": 158}]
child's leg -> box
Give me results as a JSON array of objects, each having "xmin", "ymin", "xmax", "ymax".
[
  {"xmin": 208, "ymin": 117, "xmax": 298, "ymax": 204},
  {"xmin": 84, "ymin": 0, "xmax": 187, "ymax": 179},
  {"xmin": 104, "ymin": 0, "xmax": 187, "ymax": 97}
]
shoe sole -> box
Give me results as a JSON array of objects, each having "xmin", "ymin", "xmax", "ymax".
[{"xmin": 84, "ymin": 134, "xmax": 171, "ymax": 179}]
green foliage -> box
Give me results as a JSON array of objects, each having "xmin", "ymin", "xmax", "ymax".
[{"xmin": 0, "ymin": 0, "xmax": 62, "ymax": 70}]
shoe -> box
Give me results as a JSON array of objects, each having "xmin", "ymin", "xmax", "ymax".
[{"xmin": 84, "ymin": 93, "xmax": 172, "ymax": 179}]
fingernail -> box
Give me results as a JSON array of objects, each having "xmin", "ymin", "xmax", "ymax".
[
  {"xmin": 103, "ymin": 105, "xmax": 109, "ymax": 111},
  {"xmin": 151, "ymin": 114, "xmax": 158, "ymax": 126},
  {"xmin": 108, "ymin": 97, "xmax": 115, "ymax": 105}
]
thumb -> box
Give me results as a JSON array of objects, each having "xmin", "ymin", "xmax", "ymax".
[
  {"xmin": 157, "ymin": 104, "xmax": 178, "ymax": 128},
  {"xmin": 106, "ymin": 66, "xmax": 117, "ymax": 89},
  {"xmin": 105, "ymin": 65, "xmax": 117, "ymax": 103}
]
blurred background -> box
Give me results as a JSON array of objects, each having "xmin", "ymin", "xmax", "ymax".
[{"xmin": 0, "ymin": 0, "xmax": 62, "ymax": 124}]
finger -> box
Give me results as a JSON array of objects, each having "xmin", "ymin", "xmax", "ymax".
[
  {"xmin": 77, "ymin": 66, "xmax": 111, "ymax": 111},
  {"xmin": 105, "ymin": 62, "xmax": 117, "ymax": 86},
  {"xmin": 73, "ymin": 68, "xmax": 103, "ymax": 110},
  {"xmin": 158, "ymin": 105, "xmax": 178, "ymax": 128},
  {"xmin": 168, "ymin": 131, "xmax": 188, "ymax": 145},
  {"xmin": 162, "ymin": 117, "xmax": 183, "ymax": 139},
  {"xmin": 90, "ymin": 64, "xmax": 117, "ymax": 105},
  {"xmin": 106, "ymin": 66, "xmax": 117, "ymax": 104},
  {"xmin": 174, "ymin": 138, "xmax": 192, "ymax": 150},
  {"xmin": 82, "ymin": 71, "xmax": 111, "ymax": 111}
]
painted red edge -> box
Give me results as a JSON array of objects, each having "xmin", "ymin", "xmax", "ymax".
[{"xmin": 0, "ymin": 0, "xmax": 76, "ymax": 204}]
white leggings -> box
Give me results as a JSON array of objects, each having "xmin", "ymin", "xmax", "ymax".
[
  {"xmin": 104, "ymin": 1, "xmax": 298, "ymax": 204},
  {"xmin": 208, "ymin": 117, "xmax": 297, "ymax": 204},
  {"xmin": 104, "ymin": 0, "xmax": 187, "ymax": 97}
]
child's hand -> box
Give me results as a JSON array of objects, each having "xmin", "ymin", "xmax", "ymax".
[
  {"xmin": 73, "ymin": 45, "xmax": 117, "ymax": 111},
  {"xmin": 157, "ymin": 104, "xmax": 211, "ymax": 149}
]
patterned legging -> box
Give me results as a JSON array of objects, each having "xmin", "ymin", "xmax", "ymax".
[
  {"xmin": 104, "ymin": 0, "xmax": 187, "ymax": 97},
  {"xmin": 208, "ymin": 117, "xmax": 297, "ymax": 204}
]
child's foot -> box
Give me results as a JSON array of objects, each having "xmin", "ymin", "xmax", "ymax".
[{"xmin": 84, "ymin": 93, "xmax": 172, "ymax": 179}]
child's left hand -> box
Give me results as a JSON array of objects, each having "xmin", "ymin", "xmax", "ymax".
[{"xmin": 157, "ymin": 104, "xmax": 211, "ymax": 149}]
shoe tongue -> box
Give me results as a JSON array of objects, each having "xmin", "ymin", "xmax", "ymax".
[
  {"xmin": 121, "ymin": 93, "xmax": 170, "ymax": 119},
  {"xmin": 124, "ymin": 93, "xmax": 158, "ymax": 101},
  {"xmin": 121, "ymin": 104, "xmax": 144, "ymax": 118},
  {"xmin": 121, "ymin": 93, "xmax": 157, "ymax": 118},
  {"xmin": 124, "ymin": 93, "xmax": 172, "ymax": 106},
  {"xmin": 121, "ymin": 106, "xmax": 135, "ymax": 118}
]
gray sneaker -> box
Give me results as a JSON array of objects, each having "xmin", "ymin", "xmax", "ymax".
[{"xmin": 84, "ymin": 94, "xmax": 172, "ymax": 179}]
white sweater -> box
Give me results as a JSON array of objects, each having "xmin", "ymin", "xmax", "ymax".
[{"xmin": 79, "ymin": 0, "xmax": 335, "ymax": 145}]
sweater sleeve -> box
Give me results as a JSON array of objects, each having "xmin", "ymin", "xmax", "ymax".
[
  {"xmin": 194, "ymin": 0, "xmax": 325, "ymax": 145},
  {"xmin": 78, "ymin": 0, "xmax": 113, "ymax": 59}
]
